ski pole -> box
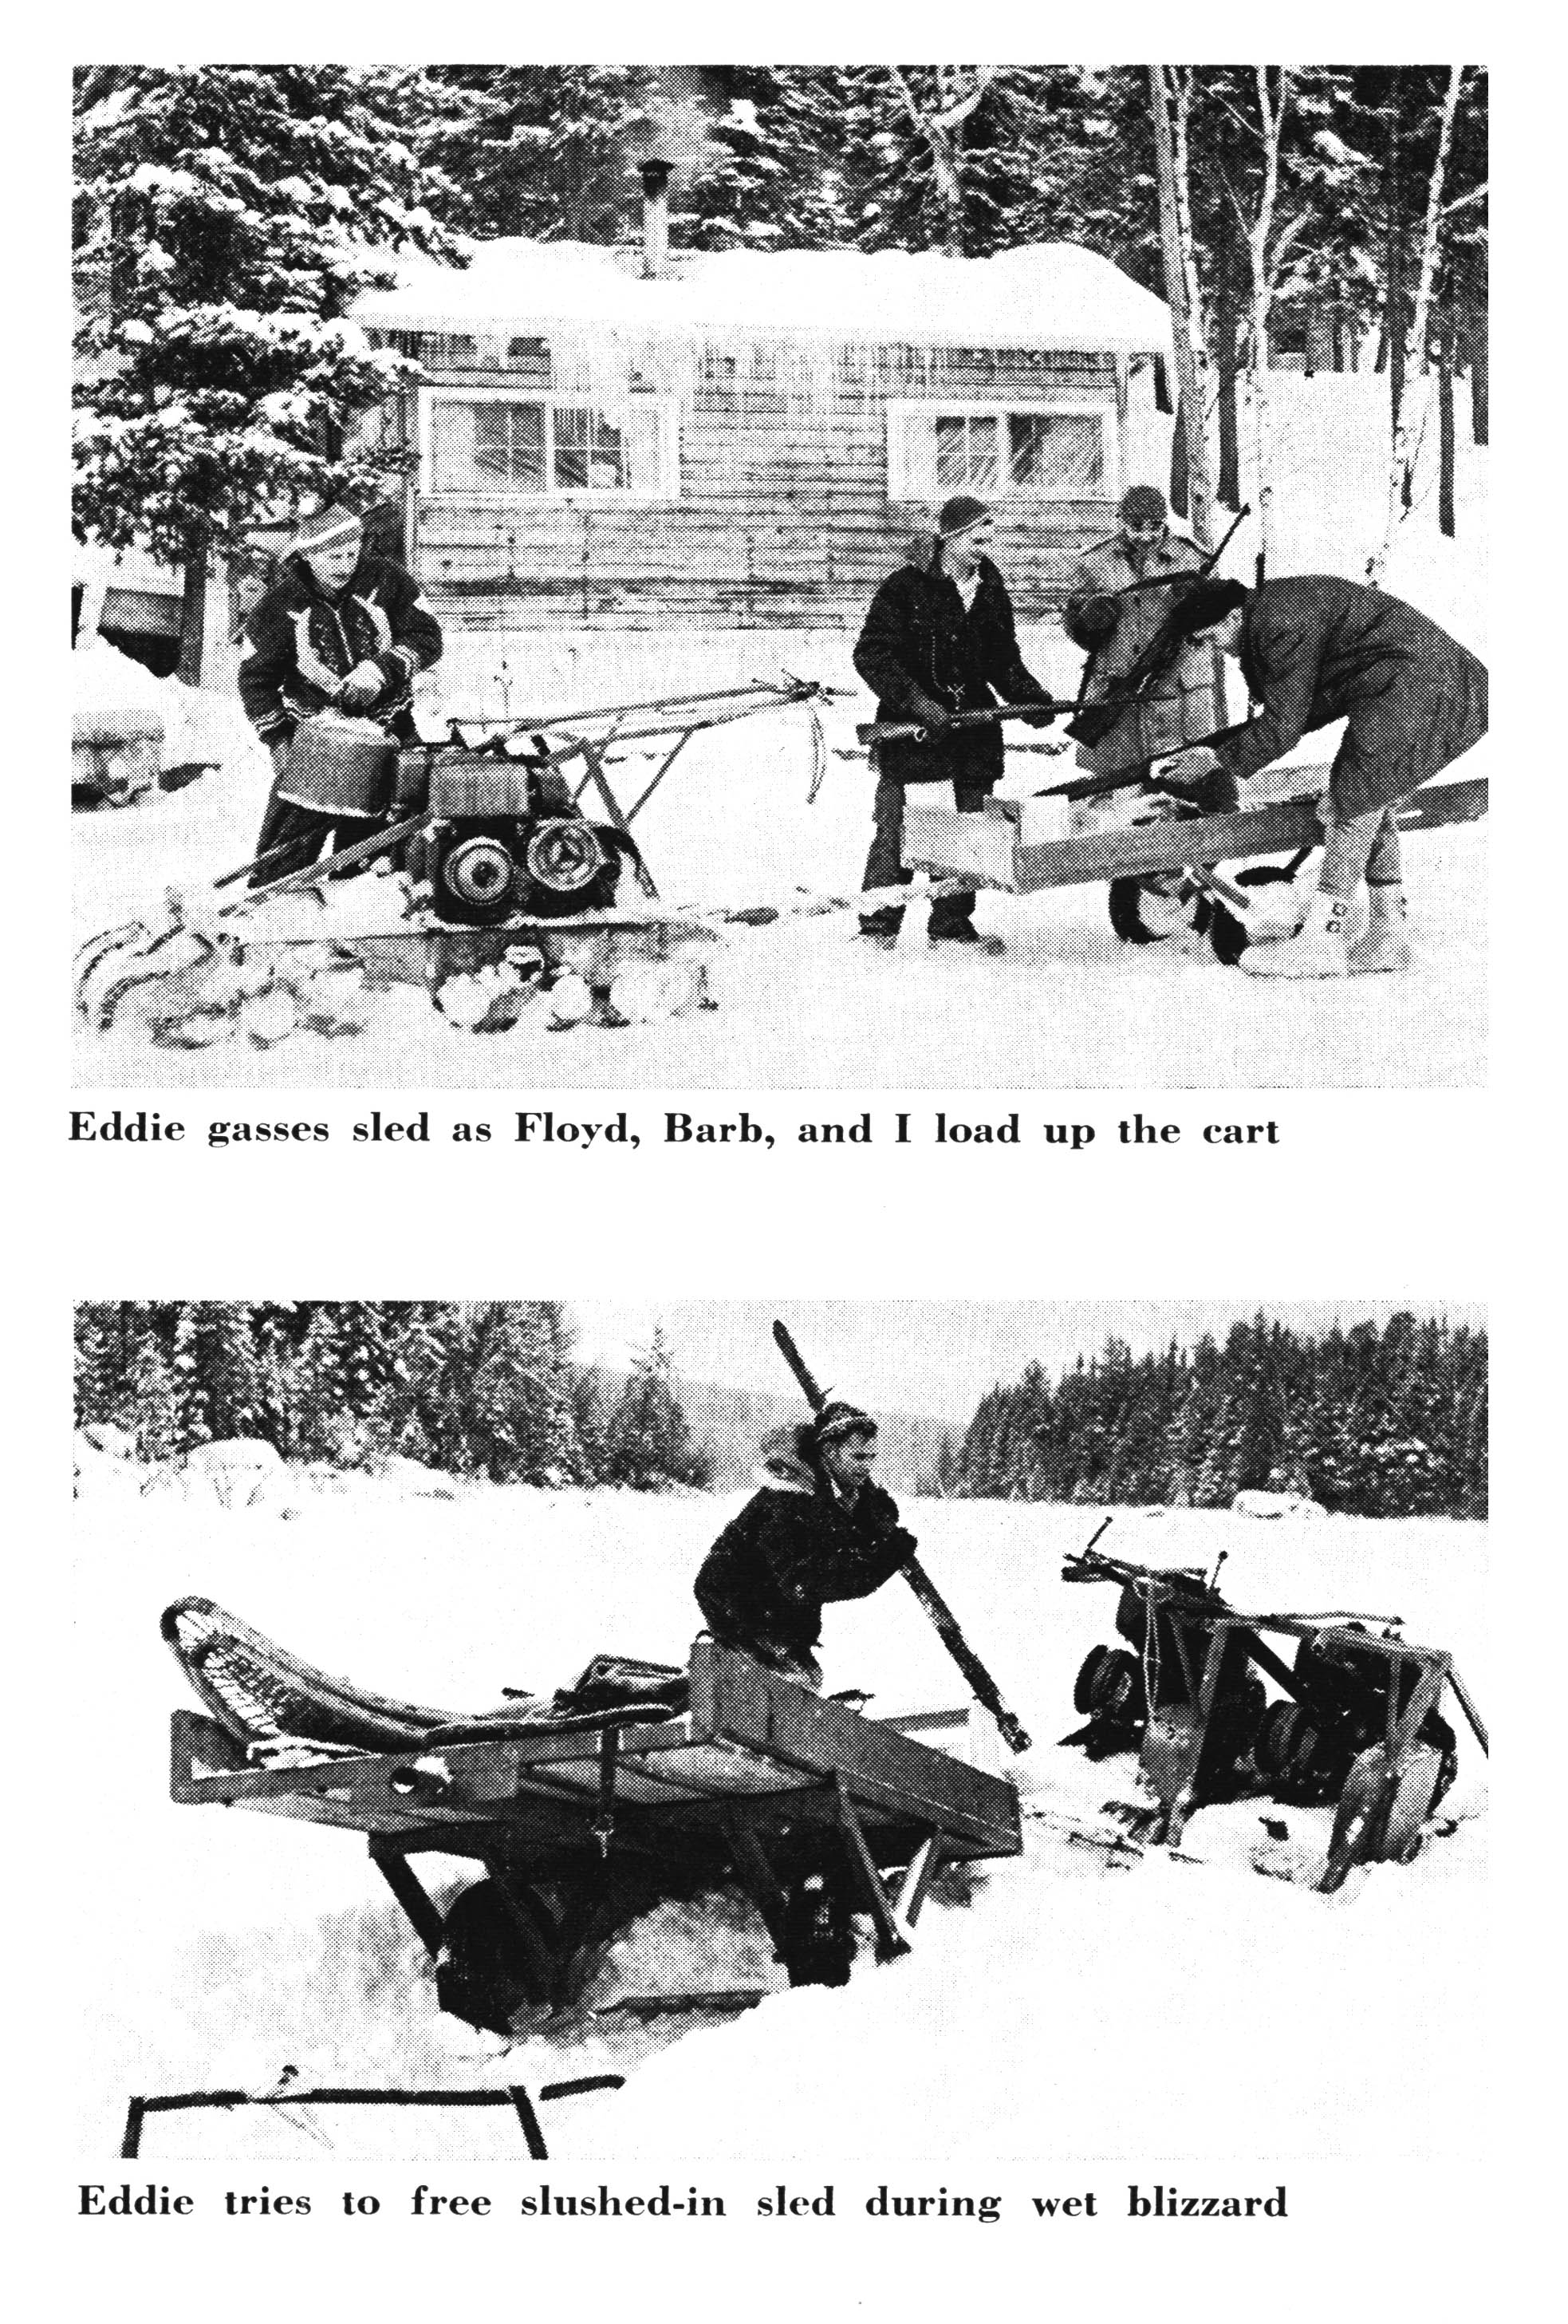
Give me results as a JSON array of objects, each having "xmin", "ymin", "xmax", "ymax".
[{"xmin": 770, "ymin": 1322, "xmax": 1032, "ymax": 1753}]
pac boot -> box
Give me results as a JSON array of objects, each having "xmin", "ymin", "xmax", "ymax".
[
  {"xmin": 1239, "ymin": 889, "xmax": 1351, "ymax": 979},
  {"xmin": 1347, "ymin": 886, "xmax": 1412, "ymax": 975}
]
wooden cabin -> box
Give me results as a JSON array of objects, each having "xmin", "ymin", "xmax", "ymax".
[{"xmin": 353, "ymin": 226, "xmax": 1176, "ymax": 665}]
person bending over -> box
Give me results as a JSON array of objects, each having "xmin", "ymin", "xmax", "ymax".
[
  {"xmin": 694, "ymin": 1403, "xmax": 916, "ymax": 1687},
  {"xmin": 1159, "ymin": 574, "xmax": 1487, "ymax": 977}
]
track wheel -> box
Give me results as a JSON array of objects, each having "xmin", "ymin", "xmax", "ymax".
[
  {"xmin": 435, "ymin": 1879, "xmax": 551, "ymax": 2034},
  {"xmin": 1086, "ymin": 1647, "xmax": 1143, "ymax": 1722},
  {"xmin": 1109, "ymin": 875, "xmax": 1211, "ymax": 945},
  {"xmin": 781, "ymin": 1871, "xmax": 856, "ymax": 1989},
  {"xmin": 1209, "ymin": 865, "xmax": 1301, "ymax": 966},
  {"xmin": 1074, "ymin": 1643, "xmax": 1111, "ymax": 1715}
]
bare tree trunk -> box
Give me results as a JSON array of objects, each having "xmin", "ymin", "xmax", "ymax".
[
  {"xmin": 888, "ymin": 65, "xmax": 997, "ymax": 257},
  {"xmin": 1237, "ymin": 69, "xmax": 1302, "ymax": 580},
  {"xmin": 1468, "ymin": 306, "xmax": 1488, "ymax": 444},
  {"xmin": 1385, "ymin": 81, "xmax": 1406, "ymax": 439},
  {"xmin": 1148, "ymin": 65, "xmax": 1215, "ymax": 549},
  {"xmin": 1216, "ymin": 236, "xmax": 1242, "ymax": 510},
  {"xmin": 1368, "ymin": 65, "xmax": 1464, "ymax": 583},
  {"xmin": 177, "ymin": 521, "xmax": 209, "ymax": 686},
  {"xmin": 1438, "ymin": 315, "xmax": 1456, "ymax": 539}
]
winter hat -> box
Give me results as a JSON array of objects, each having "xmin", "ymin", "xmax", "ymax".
[
  {"xmin": 1119, "ymin": 484, "xmax": 1168, "ymax": 529},
  {"xmin": 286, "ymin": 505, "xmax": 364, "ymax": 558},
  {"xmin": 811, "ymin": 1400, "xmax": 878, "ymax": 1450},
  {"xmin": 936, "ymin": 493, "xmax": 992, "ymax": 540},
  {"xmin": 1168, "ymin": 576, "xmax": 1248, "ymax": 637}
]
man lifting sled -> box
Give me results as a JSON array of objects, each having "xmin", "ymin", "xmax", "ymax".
[{"xmin": 1158, "ymin": 573, "xmax": 1489, "ymax": 977}]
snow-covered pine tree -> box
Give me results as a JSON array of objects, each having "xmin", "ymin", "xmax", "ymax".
[
  {"xmin": 73, "ymin": 65, "xmax": 459, "ymax": 680},
  {"xmin": 425, "ymin": 66, "xmax": 660, "ymax": 242},
  {"xmin": 602, "ymin": 1327, "xmax": 704, "ymax": 1489}
]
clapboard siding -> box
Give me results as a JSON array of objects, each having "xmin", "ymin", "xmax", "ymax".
[{"xmin": 405, "ymin": 343, "xmax": 1137, "ymax": 633}]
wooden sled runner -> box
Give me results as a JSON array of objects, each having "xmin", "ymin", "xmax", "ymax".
[{"xmin": 167, "ymin": 1615, "xmax": 1022, "ymax": 2030}]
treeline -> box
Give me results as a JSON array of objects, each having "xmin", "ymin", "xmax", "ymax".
[
  {"xmin": 74, "ymin": 1303, "xmax": 709, "ymax": 1489},
  {"xmin": 941, "ymin": 1313, "xmax": 1486, "ymax": 1517}
]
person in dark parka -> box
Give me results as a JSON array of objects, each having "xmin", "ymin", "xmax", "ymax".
[
  {"xmin": 238, "ymin": 506, "xmax": 443, "ymax": 886},
  {"xmin": 694, "ymin": 1403, "xmax": 917, "ymax": 1687},
  {"xmin": 853, "ymin": 494, "xmax": 1054, "ymax": 947},
  {"xmin": 1160, "ymin": 574, "xmax": 1487, "ymax": 977}
]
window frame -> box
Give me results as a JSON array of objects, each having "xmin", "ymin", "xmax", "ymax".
[
  {"xmin": 418, "ymin": 383, "xmax": 680, "ymax": 506},
  {"xmin": 885, "ymin": 397, "xmax": 1120, "ymax": 505}
]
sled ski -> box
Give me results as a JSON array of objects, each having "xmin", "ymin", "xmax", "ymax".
[
  {"xmin": 167, "ymin": 1620, "xmax": 1020, "ymax": 2027},
  {"xmin": 902, "ymin": 772, "xmax": 1487, "ymax": 902},
  {"xmin": 1059, "ymin": 1547, "xmax": 1487, "ymax": 1891}
]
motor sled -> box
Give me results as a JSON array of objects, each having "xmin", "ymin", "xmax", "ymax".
[
  {"xmin": 74, "ymin": 677, "xmax": 837, "ymax": 1047},
  {"xmin": 1058, "ymin": 1545, "xmax": 1487, "ymax": 1892}
]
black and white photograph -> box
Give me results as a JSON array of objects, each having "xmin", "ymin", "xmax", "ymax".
[
  {"xmin": 71, "ymin": 65, "xmax": 1488, "ymax": 1089},
  {"xmin": 75, "ymin": 1298, "xmax": 1488, "ymax": 2165}
]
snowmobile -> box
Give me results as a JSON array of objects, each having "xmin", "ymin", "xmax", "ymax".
[
  {"xmin": 1058, "ymin": 1544, "xmax": 1487, "ymax": 1892},
  {"xmin": 162, "ymin": 1599, "xmax": 1021, "ymax": 2034},
  {"xmin": 74, "ymin": 677, "xmax": 838, "ymax": 1047}
]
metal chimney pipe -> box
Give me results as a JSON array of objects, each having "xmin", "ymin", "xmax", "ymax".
[{"xmin": 640, "ymin": 158, "xmax": 672, "ymax": 279}]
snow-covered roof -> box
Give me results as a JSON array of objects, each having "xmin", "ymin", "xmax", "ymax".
[{"xmin": 353, "ymin": 239, "xmax": 1172, "ymax": 356}]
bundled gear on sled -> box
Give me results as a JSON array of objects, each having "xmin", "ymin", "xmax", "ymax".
[{"xmin": 1060, "ymin": 1543, "xmax": 1487, "ymax": 1893}]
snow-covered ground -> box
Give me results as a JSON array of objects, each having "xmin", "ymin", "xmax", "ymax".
[
  {"xmin": 71, "ymin": 373, "xmax": 1487, "ymax": 1090},
  {"xmin": 77, "ymin": 1467, "xmax": 1487, "ymax": 2163}
]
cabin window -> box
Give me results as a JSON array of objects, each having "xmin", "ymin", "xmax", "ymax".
[
  {"xmin": 887, "ymin": 399, "xmax": 1117, "ymax": 503},
  {"xmin": 420, "ymin": 387, "xmax": 679, "ymax": 502}
]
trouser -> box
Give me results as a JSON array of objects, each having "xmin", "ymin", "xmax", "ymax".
[
  {"xmin": 861, "ymin": 774, "xmax": 992, "ymax": 937},
  {"xmin": 1317, "ymin": 804, "xmax": 1403, "ymax": 899},
  {"xmin": 247, "ymin": 793, "xmax": 384, "ymax": 889}
]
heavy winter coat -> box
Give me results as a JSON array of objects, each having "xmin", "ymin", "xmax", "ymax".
[
  {"xmin": 1211, "ymin": 575, "xmax": 1488, "ymax": 818},
  {"xmin": 853, "ymin": 550, "xmax": 1052, "ymax": 788},
  {"xmin": 1064, "ymin": 527, "xmax": 1221, "ymax": 775},
  {"xmin": 238, "ymin": 552, "xmax": 443, "ymax": 748},
  {"xmin": 694, "ymin": 1432, "xmax": 915, "ymax": 1672}
]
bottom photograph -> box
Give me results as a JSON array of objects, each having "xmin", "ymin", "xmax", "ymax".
[{"xmin": 73, "ymin": 1298, "xmax": 1488, "ymax": 2165}]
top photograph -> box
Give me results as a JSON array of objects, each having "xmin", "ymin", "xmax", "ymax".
[{"xmin": 71, "ymin": 65, "xmax": 1487, "ymax": 1090}]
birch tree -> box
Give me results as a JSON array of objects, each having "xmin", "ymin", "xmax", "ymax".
[
  {"xmin": 884, "ymin": 67, "xmax": 999, "ymax": 255},
  {"xmin": 1148, "ymin": 66, "xmax": 1215, "ymax": 549},
  {"xmin": 1367, "ymin": 66, "xmax": 1465, "ymax": 582}
]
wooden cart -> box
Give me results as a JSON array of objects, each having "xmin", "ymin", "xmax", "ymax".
[{"xmin": 171, "ymin": 1638, "xmax": 1022, "ymax": 2025}]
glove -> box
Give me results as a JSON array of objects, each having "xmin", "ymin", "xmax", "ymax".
[
  {"xmin": 906, "ymin": 690, "xmax": 953, "ymax": 731},
  {"xmin": 1019, "ymin": 703, "xmax": 1057, "ymax": 729},
  {"xmin": 1156, "ymin": 744, "xmax": 1221, "ymax": 790},
  {"xmin": 888, "ymin": 1525, "xmax": 920, "ymax": 1565},
  {"xmin": 268, "ymin": 733, "xmax": 294, "ymax": 778},
  {"xmin": 337, "ymin": 660, "xmax": 385, "ymax": 710}
]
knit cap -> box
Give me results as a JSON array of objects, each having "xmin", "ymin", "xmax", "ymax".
[{"xmin": 936, "ymin": 493, "xmax": 992, "ymax": 540}]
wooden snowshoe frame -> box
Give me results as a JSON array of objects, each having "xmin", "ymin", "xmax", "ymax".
[
  {"xmin": 902, "ymin": 773, "xmax": 1487, "ymax": 897},
  {"xmin": 1062, "ymin": 1549, "xmax": 1487, "ymax": 1889},
  {"xmin": 169, "ymin": 1637, "xmax": 1020, "ymax": 2011}
]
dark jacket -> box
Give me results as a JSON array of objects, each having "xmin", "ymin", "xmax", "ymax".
[
  {"xmin": 1064, "ymin": 527, "xmax": 1220, "ymax": 775},
  {"xmin": 854, "ymin": 550, "xmax": 1051, "ymax": 787},
  {"xmin": 1211, "ymin": 575, "xmax": 1487, "ymax": 817},
  {"xmin": 695, "ymin": 1431, "xmax": 915, "ymax": 1671},
  {"xmin": 238, "ymin": 552, "xmax": 443, "ymax": 747}
]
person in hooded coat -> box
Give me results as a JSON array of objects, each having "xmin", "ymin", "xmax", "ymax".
[
  {"xmin": 238, "ymin": 506, "xmax": 443, "ymax": 886},
  {"xmin": 1160, "ymin": 573, "xmax": 1487, "ymax": 977},
  {"xmin": 694, "ymin": 1403, "xmax": 917, "ymax": 1687}
]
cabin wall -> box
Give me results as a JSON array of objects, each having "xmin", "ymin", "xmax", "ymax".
[{"xmin": 401, "ymin": 345, "xmax": 1170, "ymax": 645}]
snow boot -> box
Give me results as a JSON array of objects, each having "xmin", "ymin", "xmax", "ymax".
[
  {"xmin": 1239, "ymin": 890, "xmax": 1351, "ymax": 979},
  {"xmin": 930, "ymin": 923, "xmax": 1005, "ymax": 957},
  {"xmin": 1348, "ymin": 886, "xmax": 1412, "ymax": 975}
]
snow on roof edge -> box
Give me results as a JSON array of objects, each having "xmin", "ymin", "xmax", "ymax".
[{"xmin": 353, "ymin": 239, "xmax": 1172, "ymax": 356}]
